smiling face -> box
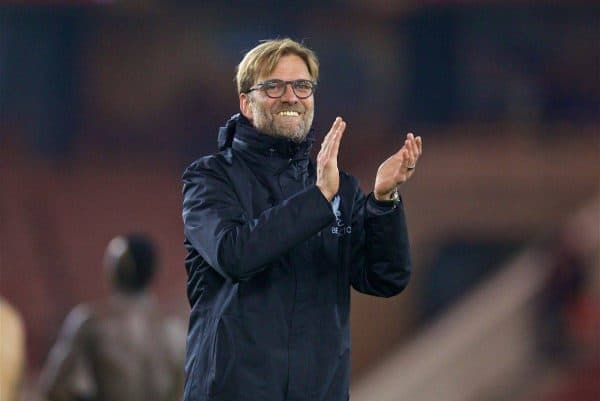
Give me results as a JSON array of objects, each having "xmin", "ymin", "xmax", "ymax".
[{"xmin": 240, "ymin": 54, "xmax": 315, "ymax": 143}]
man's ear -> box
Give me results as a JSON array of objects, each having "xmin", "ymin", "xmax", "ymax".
[{"xmin": 239, "ymin": 93, "xmax": 253, "ymax": 121}]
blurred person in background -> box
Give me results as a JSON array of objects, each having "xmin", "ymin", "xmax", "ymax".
[
  {"xmin": 181, "ymin": 38, "xmax": 422, "ymax": 401},
  {"xmin": 0, "ymin": 297, "xmax": 26, "ymax": 401},
  {"xmin": 39, "ymin": 234, "xmax": 186, "ymax": 401}
]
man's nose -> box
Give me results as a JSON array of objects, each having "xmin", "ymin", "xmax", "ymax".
[{"xmin": 280, "ymin": 83, "xmax": 299, "ymax": 102}]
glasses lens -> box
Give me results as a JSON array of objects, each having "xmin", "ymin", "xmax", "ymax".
[
  {"xmin": 263, "ymin": 81, "xmax": 285, "ymax": 98},
  {"xmin": 292, "ymin": 80, "xmax": 313, "ymax": 98}
]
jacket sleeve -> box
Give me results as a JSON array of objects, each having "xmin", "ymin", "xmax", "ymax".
[
  {"xmin": 182, "ymin": 159, "xmax": 335, "ymax": 281},
  {"xmin": 348, "ymin": 187, "xmax": 412, "ymax": 297}
]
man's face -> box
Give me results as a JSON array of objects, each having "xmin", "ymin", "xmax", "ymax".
[{"xmin": 240, "ymin": 54, "xmax": 315, "ymax": 143}]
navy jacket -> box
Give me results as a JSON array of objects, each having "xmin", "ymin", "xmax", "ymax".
[{"xmin": 181, "ymin": 114, "xmax": 411, "ymax": 401}]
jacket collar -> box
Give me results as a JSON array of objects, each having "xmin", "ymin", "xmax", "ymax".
[{"xmin": 219, "ymin": 114, "xmax": 315, "ymax": 160}]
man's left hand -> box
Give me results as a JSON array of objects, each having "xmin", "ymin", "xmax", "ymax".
[{"xmin": 373, "ymin": 133, "xmax": 423, "ymax": 201}]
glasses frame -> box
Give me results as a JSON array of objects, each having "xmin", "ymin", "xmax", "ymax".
[{"xmin": 245, "ymin": 79, "xmax": 317, "ymax": 99}]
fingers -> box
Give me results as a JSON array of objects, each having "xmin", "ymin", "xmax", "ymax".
[
  {"xmin": 400, "ymin": 148, "xmax": 410, "ymax": 168},
  {"xmin": 403, "ymin": 132, "xmax": 423, "ymax": 168},
  {"xmin": 319, "ymin": 116, "xmax": 345, "ymax": 163},
  {"xmin": 330, "ymin": 119, "xmax": 346, "ymax": 160},
  {"xmin": 322, "ymin": 117, "xmax": 342, "ymax": 147},
  {"xmin": 405, "ymin": 133, "xmax": 417, "ymax": 164},
  {"xmin": 395, "ymin": 149, "xmax": 411, "ymax": 181},
  {"xmin": 407, "ymin": 133, "xmax": 422, "ymax": 154}
]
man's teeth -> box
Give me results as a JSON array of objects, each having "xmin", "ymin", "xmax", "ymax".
[{"xmin": 277, "ymin": 111, "xmax": 299, "ymax": 116}]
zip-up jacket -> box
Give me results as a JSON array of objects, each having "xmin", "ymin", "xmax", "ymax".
[{"xmin": 181, "ymin": 114, "xmax": 411, "ymax": 401}]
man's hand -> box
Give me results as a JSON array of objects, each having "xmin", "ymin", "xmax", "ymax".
[
  {"xmin": 316, "ymin": 117, "xmax": 346, "ymax": 201},
  {"xmin": 374, "ymin": 133, "xmax": 423, "ymax": 201}
]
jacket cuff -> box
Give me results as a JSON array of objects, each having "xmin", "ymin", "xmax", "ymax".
[
  {"xmin": 307, "ymin": 185, "xmax": 337, "ymax": 219},
  {"xmin": 366, "ymin": 192, "xmax": 402, "ymax": 216}
]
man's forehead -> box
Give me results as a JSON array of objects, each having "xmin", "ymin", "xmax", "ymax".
[{"xmin": 258, "ymin": 54, "xmax": 312, "ymax": 81}]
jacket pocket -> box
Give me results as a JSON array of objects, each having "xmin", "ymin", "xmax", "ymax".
[
  {"xmin": 208, "ymin": 313, "xmax": 269, "ymax": 399},
  {"xmin": 207, "ymin": 315, "xmax": 236, "ymax": 397}
]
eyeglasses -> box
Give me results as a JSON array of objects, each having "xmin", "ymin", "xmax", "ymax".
[{"xmin": 246, "ymin": 79, "xmax": 317, "ymax": 99}]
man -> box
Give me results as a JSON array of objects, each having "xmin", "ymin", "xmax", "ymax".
[
  {"xmin": 182, "ymin": 38, "xmax": 422, "ymax": 401},
  {"xmin": 40, "ymin": 234, "xmax": 186, "ymax": 401}
]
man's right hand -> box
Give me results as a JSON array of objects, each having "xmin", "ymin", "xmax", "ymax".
[{"xmin": 316, "ymin": 117, "xmax": 346, "ymax": 201}]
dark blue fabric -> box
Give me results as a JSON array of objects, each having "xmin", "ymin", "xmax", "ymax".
[{"xmin": 181, "ymin": 115, "xmax": 412, "ymax": 401}]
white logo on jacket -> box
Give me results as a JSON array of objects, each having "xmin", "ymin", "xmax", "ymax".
[{"xmin": 330, "ymin": 195, "xmax": 351, "ymax": 237}]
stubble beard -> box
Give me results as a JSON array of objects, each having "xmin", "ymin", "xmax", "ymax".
[{"xmin": 250, "ymin": 99, "xmax": 314, "ymax": 143}]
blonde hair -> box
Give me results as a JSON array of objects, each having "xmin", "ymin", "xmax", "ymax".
[{"xmin": 236, "ymin": 38, "xmax": 319, "ymax": 94}]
